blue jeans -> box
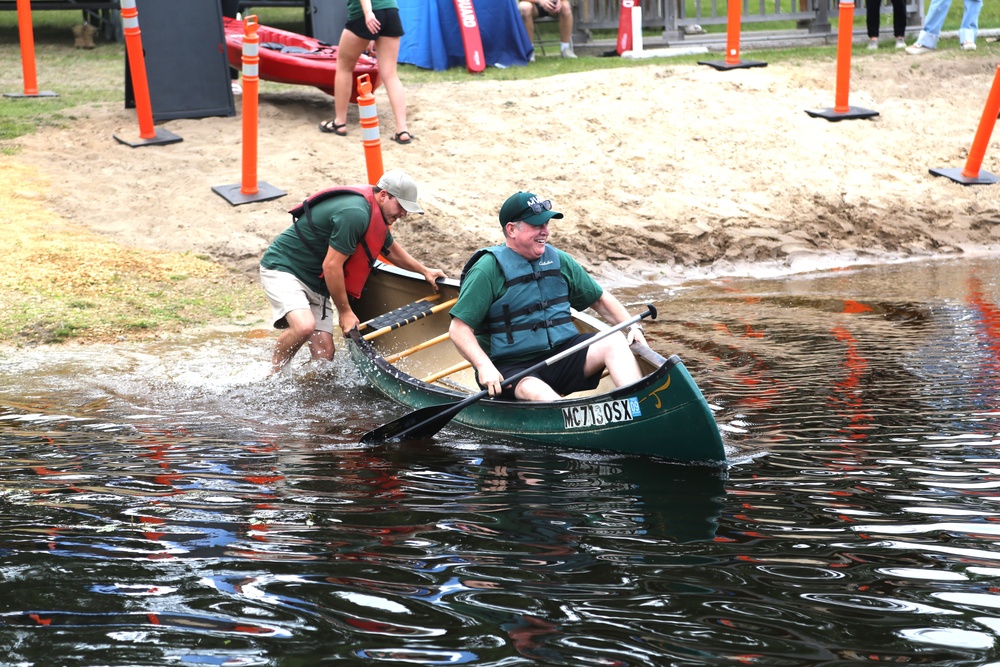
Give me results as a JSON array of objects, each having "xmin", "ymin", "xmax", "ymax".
[{"xmin": 914, "ymin": 0, "xmax": 982, "ymax": 48}]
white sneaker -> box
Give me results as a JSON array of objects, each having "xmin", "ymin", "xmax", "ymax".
[
  {"xmin": 231, "ymin": 82, "xmax": 242, "ymax": 95},
  {"xmin": 867, "ymin": 39, "xmax": 878, "ymax": 50},
  {"xmin": 560, "ymin": 45, "xmax": 577, "ymax": 59},
  {"xmin": 962, "ymin": 41, "xmax": 977, "ymax": 51},
  {"xmin": 905, "ymin": 44, "xmax": 934, "ymax": 55},
  {"xmin": 895, "ymin": 38, "xmax": 906, "ymax": 49}
]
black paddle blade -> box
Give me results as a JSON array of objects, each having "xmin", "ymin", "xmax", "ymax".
[{"xmin": 360, "ymin": 401, "xmax": 464, "ymax": 445}]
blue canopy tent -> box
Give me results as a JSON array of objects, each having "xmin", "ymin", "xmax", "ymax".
[{"xmin": 398, "ymin": 0, "xmax": 533, "ymax": 70}]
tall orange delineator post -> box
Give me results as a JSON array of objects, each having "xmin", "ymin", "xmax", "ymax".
[
  {"xmin": 930, "ymin": 65, "xmax": 1000, "ymax": 185},
  {"xmin": 213, "ymin": 16, "xmax": 286, "ymax": 205},
  {"xmin": 112, "ymin": 0, "xmax": 182, "ymax": 146},
  {"xmin": 357, "ymin": 74, "xmax": 384, "ymax": 186},
  {"xmin": 698, "ymin": 0, "xmax": 766, "ymax": 71},
  {"xmin": 3, "ymin": 0, "xmax": 57, "ymax": 98},
  {"xmin": 805, "ymin": 0, "xmax": 877, "ymax": 121}
]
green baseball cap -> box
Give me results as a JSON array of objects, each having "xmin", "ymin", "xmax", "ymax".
[{"xmin": 499, "ymin": 191, "xmax": 564, "ymax": 227}]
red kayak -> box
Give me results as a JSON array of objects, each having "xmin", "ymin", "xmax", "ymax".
[{"xmin": 223, "ymin": 17, "xmax": 380, "ymax": 101}]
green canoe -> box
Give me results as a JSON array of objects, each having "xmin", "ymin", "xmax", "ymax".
[{"xmin": 347, "ymin": 263, "xmax": 726, "ymax": 465}]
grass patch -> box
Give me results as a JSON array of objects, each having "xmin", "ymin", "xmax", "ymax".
[{"xmin": 0, "ymin": 161, "xmax": 264, "ymax": 345}]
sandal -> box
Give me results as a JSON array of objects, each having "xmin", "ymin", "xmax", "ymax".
[
  {"xmin": 391, "ymin": 131, "xmax": 413, "ymax": 145},
  {"xmin": 319, "ymin": 120, "xmax": 347, "ymax": 136}
]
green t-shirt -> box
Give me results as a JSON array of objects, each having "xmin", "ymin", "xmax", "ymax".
[
  {"xmin": 260, "ymin": 192, "xmax": 394, "ymax": 295},
  {"xmin": 347, "ymin": 0, "xmax": 398, "ymax": 21},
  {"xmin": 450, "ymin": 247, "xmax": 603, "ymax": 363}
]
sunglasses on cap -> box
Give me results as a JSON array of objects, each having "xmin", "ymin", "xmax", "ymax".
[{"xmin": 512, "ymin": 199, "xmax": 552, "ymax": 221}]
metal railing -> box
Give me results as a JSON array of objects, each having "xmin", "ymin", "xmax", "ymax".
[{"xmin": 570, "ymin": 0, "xmax": 924, "ymax": 43}]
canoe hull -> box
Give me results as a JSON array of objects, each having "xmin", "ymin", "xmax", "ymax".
[
  {"xmin": 347, "ymin": 264, "xmax": 726, "ymax": 465},
  {"xmin": 223, "ymin": 18, "xmax": 380, "ymax": 101}
]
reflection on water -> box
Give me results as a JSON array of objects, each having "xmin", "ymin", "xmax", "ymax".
[{"xmin": 1, "ymin": 255, "xmax": 999, "ymax": 665}]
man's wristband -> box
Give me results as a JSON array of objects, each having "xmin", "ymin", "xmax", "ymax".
[{"xmin": 625, "ymin": 324, "xmax": 644, "ymax": 335}]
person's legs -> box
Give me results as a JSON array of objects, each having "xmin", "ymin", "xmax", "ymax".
[
  {"xmin": 866, "ymin": 0, "xmax": 881, "ymax": 40},
  {"xmin": 891, "ymin": 0, "xmax": 907, "ymax": 38},
  {"xmin": 260, "ymin": 266, "xmax": 335, "ymax": 372},
  {"xmin": 373, "ymin": 36, "xmax": 408, "ymax": 137},
  {"xmin": 583, "ymin": 332, "xmax": 642, "ymax": 389},
  {"xmin": 306, "ymin": 329, "xmax": 336, "ymax": 362},
  {"xmin": 958, "ymin": 0, "xmax": 982, "ymax": 46},
  {"xmin": 913, "ymin": 0, "xmax": 953, "ymax": 48},
  {"xmin": 518, "ymin": 1, "xmax": 537, "ymax": 40},
  {"xmin": 558, "ymin": 1, "xmax": 573, "ymax": 43},
  {"xmin": 331, "ymin": 30, "xmax": 370, "ymax": 130},
  {"xmin": 272, "ymin": 308, "xmax": 319, "ymax": 372},
  {"xmin": 514, "ymin": 376, "xmax": 562, "ymax": 401}
]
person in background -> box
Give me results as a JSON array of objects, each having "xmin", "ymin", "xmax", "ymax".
[
  {"xmin": 319, "ymin": 0, "xmax": 413, "ymax": 145},
  {"xmin": 905, "ymin": 0, "xmax": 982, "ymax": 54},
  {"xmin": 518, "ymin": 0, "xmax": 577, "ymax": 60},
  {"xmin": 260, "ymin": 170, "xmax": 445, "ymax": 373},
  {"xmin": 448, "ymin": 191, "xmax": 645, "ymax": 402},
  {"xmin": 866, "ymin": 0, "xmax": 907, "ymax": 50}
]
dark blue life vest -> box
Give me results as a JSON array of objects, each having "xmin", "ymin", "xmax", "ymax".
[{"xmin": 463, "ymin": 245, "xmax": 578, "ymax": 360}]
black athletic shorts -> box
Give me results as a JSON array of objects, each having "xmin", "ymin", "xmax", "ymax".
[
  {"xmin": 492, "ymin": 334, "xmax": 601, "ymax": 401},
  {"xmin": 346, "ymin": 8, "xmax": 405, "ymax": 40}
]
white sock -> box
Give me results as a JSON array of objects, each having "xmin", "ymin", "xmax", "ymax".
[{"xmin": 560, "ymin": 42, "xmax": 571, "ymax": 50}]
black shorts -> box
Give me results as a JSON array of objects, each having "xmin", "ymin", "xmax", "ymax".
[
  {"xmin": 346, "ymin": 8, "xmax": 405, "ymax": 41},
  {"xmin": 493, "ymin": 334, "xmax": 601, "ymax": 401}
]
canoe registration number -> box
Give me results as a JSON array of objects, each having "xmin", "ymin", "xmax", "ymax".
[{"xmin": 562, "ymin": 398, "xmax": 642, "ymax": 429}]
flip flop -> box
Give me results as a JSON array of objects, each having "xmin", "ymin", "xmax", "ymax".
[
  {"xmin": 319, "ymin": 120, "xmax": 347, "ymax": 136},
  {"xmin": 391, "ymin": 131, "xmax": 414, "ymax": 145}
]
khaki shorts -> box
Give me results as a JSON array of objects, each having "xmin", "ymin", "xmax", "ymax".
[{"xmin": 259, "ymin": 266, "xmax": 334, "ymax": 334}]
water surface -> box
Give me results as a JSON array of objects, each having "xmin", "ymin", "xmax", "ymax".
[{"xmin": 1, "ymin": 255, "xmax": 999, "ymax": 665}]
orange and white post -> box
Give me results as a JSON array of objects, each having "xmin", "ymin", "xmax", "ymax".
[
  {"xmin": 211, "ymin": 16, "xmax": 285, "ymax": 204},
  {"xmin": 240, "ymin": 16, "xmax": 262, "ymax": 196},
  {"xmin": 698, "ymin": 0, "xmax": 765, "ymax": 71},
  {"xmin": 357, "ymin": 74, "xmax": 384, "ymax": 186},
  {"xmin": 804, "ymin": 0, "xmax": 877, "ymax": 122},
  {"xmin": 3, "ymin": 0, "xmax": 57, "ymax": 98},
  {"xmin": 930, "ymin": 64, "xmax": 1000, "ymax": 185},
  {"xmin": 113, "ymin": 0, "xmax": 181, "ymax": 146}
]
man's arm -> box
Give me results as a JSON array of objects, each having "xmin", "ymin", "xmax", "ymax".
[
  {"xmin": 322, "ymin": 247, "xmax": 359, "ymax": 335},
  {"xmin": 590, "ymin": 291, "xmax": 648, "ymax": 345},
  {"xmin": 449, "ymin": 317, "xmax": 504, "ymax": 397},
  {"xmin": 384, "ymin": 242, "xmax": 447, "ymax": 290}
]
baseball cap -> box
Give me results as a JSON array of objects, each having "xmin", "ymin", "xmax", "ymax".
[
  {"xmin": 376, "ymin": 169, "xmax": 424, "ymax": 214},
  {"xmin": 499, "ymin": 191, "xmax": 564, "ymax": 227}
]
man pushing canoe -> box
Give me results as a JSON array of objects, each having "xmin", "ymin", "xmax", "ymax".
[{"xmin": 260, "ymin": 169, "xmax": 446, "ymax": 374}]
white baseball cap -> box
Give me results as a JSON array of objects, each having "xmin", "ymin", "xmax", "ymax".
[{"xmin": 376, "ymin": 169, "xmax": 424, "ymax": 214}]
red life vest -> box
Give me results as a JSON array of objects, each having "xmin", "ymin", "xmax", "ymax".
[{"xmin": 288, "ymin": 186, "xmax": 388, "ymax": 299}]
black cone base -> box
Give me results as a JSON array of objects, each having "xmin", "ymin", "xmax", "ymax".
[
  {"xmin": 929, "ymin": 167, "xmax": 1000, "ymax": 186},
  {"xmin": 212, "ymin": 181, "xmax": 287, "ymax": 206},
  {"xmin": 113, "ymin": 127, "xmax": 183, "ymax": 147},
  {"xmin": 805, "ymin": 106, "xmax": 879, "ymax": 122}
]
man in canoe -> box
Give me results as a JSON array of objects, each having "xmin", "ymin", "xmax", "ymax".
[
  {"xmin": 260, "ymin": 169, "xmax": 447, "ymax": 373},
  {"xmin": 449, "ymin": 191, "xmax": 647, "ymax": 401}
]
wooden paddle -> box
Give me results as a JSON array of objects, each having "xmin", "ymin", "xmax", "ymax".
[{"xmin": 359, "ymin": 305, "xmax": 657, "ymax": 445}]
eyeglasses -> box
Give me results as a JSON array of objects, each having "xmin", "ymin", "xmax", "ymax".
[{"xmin": 512, "ymin": 199, "xmax": 552, "ymax": 221}]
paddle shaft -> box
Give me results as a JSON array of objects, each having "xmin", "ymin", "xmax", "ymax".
[{"xmin": 363, "ymin": 305, "xmax": 656, "ymax": 444}]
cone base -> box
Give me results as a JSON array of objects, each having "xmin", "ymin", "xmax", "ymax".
[
  {"xmin": 804, "ymin": 106, "xmax": 879, "ymax": 122},
  {"xmin": 4, "ymin": 91, "xmax": 58, "ymax": 98},
  {"xmin": 929, "ymin": 167, "xmax": 1000, "ymax": 186},
  {"xmin": 212, "ymin": 182, "xmax": 287, "ymax": 206},
  {"xmin": 698, "ymin": 59, "xmax": 767, "ymax": 71},
  {"xmin": 113, "ymin": 127, "xmax": 183, "ymax": 147}
]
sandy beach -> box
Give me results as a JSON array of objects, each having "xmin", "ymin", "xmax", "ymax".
[{"xmin": 6, "ymin": 52, "xmax": 1000, "ymax": 288}]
